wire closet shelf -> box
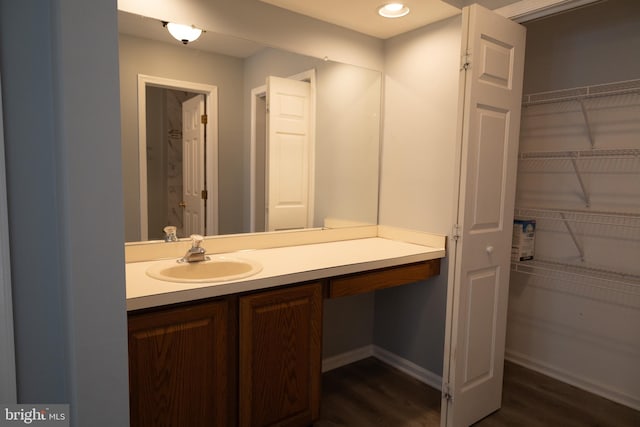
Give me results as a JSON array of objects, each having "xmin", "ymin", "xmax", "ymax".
[
  {"xmin": 511, "ymin": 259, "xmax": 640, "ymax": 308},
  {"xmin": 513, "ymin": 78, "xmax": 640, "ymax": 303},
  {"xmin": 521, "ymin": 78, "xmax": 640, "ymax": 106},
  {"xmin": 514, "ymin": 207, "xmax": 640, "ymax": 229}
]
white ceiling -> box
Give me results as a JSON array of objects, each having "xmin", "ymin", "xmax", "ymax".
[
  {"xmin": 118, "ymin": 11, "xmax": 266, "ymax": 58},
  {"xmin": 119, "ymin": 1, "xmax": 591, "ymax": 58},
  {"xmin": 258, "ymin": 0, "xmax": 591, "ymax": 38},
  {"xmin": 258, "ymin": 0, "xmax": 463, "ymax": 39}
]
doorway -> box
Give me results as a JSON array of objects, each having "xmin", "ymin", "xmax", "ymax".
[
  {"xmin": 145, "ymin": 87, "xmax": 200, "ymax": 240},
  {"xmin": 137, "ymin": 75, "xmax": 219, "ymax": 240}
]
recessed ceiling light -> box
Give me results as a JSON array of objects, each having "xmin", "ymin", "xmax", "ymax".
[{"xmin": 378, "ymin": 3, "xmax": 410, "ymax": 19}]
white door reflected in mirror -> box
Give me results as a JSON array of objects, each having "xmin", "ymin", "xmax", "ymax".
[{"xmin": 182, "ymin": 94, "xmax": 206, "ymax": 236}]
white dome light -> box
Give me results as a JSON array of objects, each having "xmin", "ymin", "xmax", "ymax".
[
  {"xmin": 165, "ymin": 22, "xmax": 203, "ymax": 44},
  {"xmin": 378, "ymin": 3, "xmax": 410, "ymax": 18}
]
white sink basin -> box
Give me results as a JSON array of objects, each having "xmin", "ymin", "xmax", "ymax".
[{"xmin": 146, "ymin": 256, "xmax": 262, "ymax": 283}]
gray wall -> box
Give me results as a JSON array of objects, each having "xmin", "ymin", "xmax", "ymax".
[
  {"xmin": 375, "ymin": 16, "xmax": 463, "ymax": 376},
  {"xmin": 314, "ymin": 61, "xmax": 381, "ymax": 227},
  {"xmin": 119, "ymin": 34, "xmax": 246, "ymax": 240},
  {"xmin": 0, "ymin": 0, "xmax": 129, "ymax": 425},
  {"xmin": 522, "ymin": 0, "xmax": 640, "ymax": 93},
  {"xmin": 323, "ymin": 294, "xmax": 375, "ymax": 358}
]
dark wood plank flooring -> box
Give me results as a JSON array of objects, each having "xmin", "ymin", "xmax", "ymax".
[{"xmin": 315, "ymin": 357, "xmax": 640, "ymax": 427}]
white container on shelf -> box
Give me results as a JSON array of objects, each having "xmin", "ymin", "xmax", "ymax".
[{"xmin": 512, "ymin": 218, "xmax": 536, "ymax": 262}]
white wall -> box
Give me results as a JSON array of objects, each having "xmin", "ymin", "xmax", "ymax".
[
  {"xmin": 375, "ymin": 15, "xmax": 462, "ymax": 375},
  {"xmin": 119, "ymin": 34, "xmax": 245, "ymax": 239},
  {"xmin": 0, "ymin": 0, "xmax": 130, "ymax": 425},
  {"xmin": 507, "ymin": 0, "xmax": 640, "ymax": 410}
]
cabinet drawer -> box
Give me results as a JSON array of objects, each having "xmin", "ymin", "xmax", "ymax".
[{"xmin": 328, "ymin": 259, "xmax": 440, "ymax": 298}]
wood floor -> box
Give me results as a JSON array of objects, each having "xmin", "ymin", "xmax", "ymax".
[{"xmin": 314, "ymin": 357, "xmax": 640, "ymax": 427}]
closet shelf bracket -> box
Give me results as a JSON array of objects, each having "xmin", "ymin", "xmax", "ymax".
[
  {"xmin": 560, "ymin": 212, "xmax": 585, "ymax": 262},
  {"xmin": 570, "ymin": 158, "xmax": 591, "ymax": 207},
  {"xmin": 577, "ymin": 99, "xmax": 595, "ymax": 148}
]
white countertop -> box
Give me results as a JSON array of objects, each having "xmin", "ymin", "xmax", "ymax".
[{"xmin": 126, "ymin": 237, "xmax": 445, "ymax": 311}]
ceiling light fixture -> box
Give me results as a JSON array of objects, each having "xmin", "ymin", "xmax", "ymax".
[
  {"xmin": 162, "ymin": 21, "xmax": 203, "ymax": 45},
  {"xmin": 378, "ymin": 3, "xmax": 410, "ymax": 18}
]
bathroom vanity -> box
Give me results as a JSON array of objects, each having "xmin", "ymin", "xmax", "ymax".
[{"xmin": 125, "ymin": 232, "xmax": 444, "ymax": 426}]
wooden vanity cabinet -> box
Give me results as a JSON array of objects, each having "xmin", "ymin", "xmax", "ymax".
[
  {"xmin": 128, "ymin": 282, "xmax": 323, "ymax": 427},
  {"xmin": 239, "ymin": 282, "xmax": 323, "ymax": 427},
  {"xmin": 128, "ymin": 297, "xmax": 237, "ymax": 427},
  {"xmin": 127, "ymin": 261, "xmax": 437, "ymax": 426}
]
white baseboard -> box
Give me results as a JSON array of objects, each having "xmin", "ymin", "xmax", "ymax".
[
  {"xmin": 506, "ymin": 349, "xmax": 640, "ymax": 412},
  {"xmin": 322, "ymin": 345, "xmax": 443, "ymax": 392},
  {"xmin": 322, "ymin": 345, "xmax": 374, "ymax": 372},
  {"xmin": 372, "ymin": 346, "xmax": 443, "ymax": 391}
]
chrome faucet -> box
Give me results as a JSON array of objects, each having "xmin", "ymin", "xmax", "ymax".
[
  {"xmin": 179, "ymin": 234, "xmax": 209, "ymax": 263},
  {"xmin": 163, "ymin": 226, "xmax": 178, "ymax": 242}
]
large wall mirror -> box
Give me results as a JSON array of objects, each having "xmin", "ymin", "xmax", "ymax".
[{"xmin": 119, "ymin": 11, "xmax": 382, "ymax": 242}]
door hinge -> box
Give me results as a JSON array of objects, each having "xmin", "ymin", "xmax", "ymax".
[
  {"xmin": 452, "ymin": 224, "xmax": 461, "ymax": 241},
  {"xmin": 201, "ymin": 190, "xmax": 208, "ymax": 200},
  {"xmin": 201, "ymin": 114, "xmax": 208, "ymax": 124},
  {"xmin": 443, "ymin": 383, "xmax": 454, "ymax": 402}
]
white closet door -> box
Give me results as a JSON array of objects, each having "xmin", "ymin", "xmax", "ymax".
[
  {"xmin": 266, "ymin": 76, "xmax": 311, "ymax": 231},
  {"xmin": 443, "ymin": 5, "xmax": 526, "ymax": 427}
]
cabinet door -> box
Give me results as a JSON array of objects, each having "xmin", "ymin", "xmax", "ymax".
[
  {"xmin": 239, "ymin": 283, "xmax": 322, "ymax": 427},
  {"xmin": 128, "ymin": 298, "xmax": 236, "ymax": 427}
]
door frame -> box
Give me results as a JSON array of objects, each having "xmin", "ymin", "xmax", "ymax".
[
  {"xmin": 496, "ymin": 0, "xmax": 601, "ymax": 22},
  {"xmin": 0, "ymin": 73, "xmax": 16, "ymax": 403},
  {"xmin": 137, "ymin": 74, "xmax": 218, "ymax": 239},
  {"xmin": 249, "ymin": 69, "xmax": 316, "ymax": 232},
  {"xmin": 249, "ymin": 85, "xmax": 267, "ymax": 233}
]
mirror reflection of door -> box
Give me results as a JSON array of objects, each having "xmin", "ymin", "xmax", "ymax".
[
  {"xmin": 266, "ymin": 76, "xmax": 312, "ymax": 232},
  {"xmin": 181, "ymin": 94, "xmax": 206, "ymax": 236},
  {"xmin": 251, "ymin": 72, "xmax": 315, "ymax": 232},
  {"xmin": 145, "ymin": 87, "xmax": 203, "ymax": 240}
]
